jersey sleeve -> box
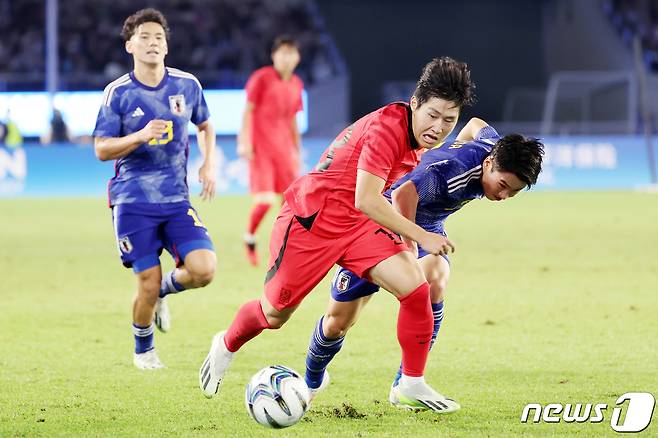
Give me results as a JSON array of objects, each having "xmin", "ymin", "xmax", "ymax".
[
  {"xmin": 191, "ymin": 82, "xmax": 210, "ymax": 125},
  {"xmin": 245, "ymin": 71, "xmax": 265, "ymax": 105},
  {"xmin": 357, "ymin": 122, "xmax": 402, "ymax": 180},
  {"xmin": 92, "ymin": 87, "xmax": 122, "ymax": 138},
  {"xmin": 475, "ymin": 125, "xmax": 500, "ymax": 144}
]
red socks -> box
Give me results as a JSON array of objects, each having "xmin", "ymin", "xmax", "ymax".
[
  {"xmin": 248, "ymin": 203, "xmax": 271, "ymax": 235},
  {"xmin": 397, "ymin": 283, "xmax": 433, "ymax": 377},
  {"xmin": 223, "ymin": 300, "xmax": 271, "ymax": 352}
]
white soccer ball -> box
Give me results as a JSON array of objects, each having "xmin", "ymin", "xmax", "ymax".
[{"xmin": 245, "ymin": 365, "xmax": 311, "ymax": 428}]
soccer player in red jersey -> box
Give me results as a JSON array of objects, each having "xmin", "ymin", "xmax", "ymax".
[
  {"xmin": 200, "ymin": 57, "xmax": 476, "ymax": 411},
  {"xmin": 237, "ymin": 36, "xmax": 303, "ymax": 266}
]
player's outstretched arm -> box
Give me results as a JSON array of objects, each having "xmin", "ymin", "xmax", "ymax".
[
  {"xmin": 391, "ymin": 180, "xmax": 420, "ymax": 256},
  {"xmin": 455, "ymin": 117, "xmax": 489, "ymax": 142},
  {"xmin": 196, "ymin": 120, "xmax": 216, "ymax": 200},
  {"xmin": 94, "ymin": 119, "xmax": 168, "ymax": 161},
  {"xmin": 355, "ymin": 170, "xmax": 454, "ymax": 256}
]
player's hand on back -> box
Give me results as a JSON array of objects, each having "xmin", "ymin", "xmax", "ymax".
[
  {"xmin": 417, "ymin": 231, "xmax": 455, "ymax": 256},
  {"xmin": 198, "ymin": 161, "xmax": 216, "ymax": 201},
  {"xmin": 138, "ymin": 119, "xmax": 169, "ymax": 144}
]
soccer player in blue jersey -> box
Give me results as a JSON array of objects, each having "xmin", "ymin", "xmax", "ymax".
[
  {"xmin": 304, "ymin": 117, "xmax": 544, "ymax": 411},
  {"xmin": 93, "ymin": 9, "xmax": 217, "ymax": 370}
]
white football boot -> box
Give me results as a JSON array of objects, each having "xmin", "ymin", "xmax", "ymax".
[
  {"xmin": 154, "ymin": 297, "xmax": 171, "ymax": 333},
  {"xmin": 308, "ymin": 370, "xmax": 331, "ymax": 402},
  {"xmin": 199, "ymin": 331, "xmax": 235, "ymax": 398},
  {"xmin": 133, "ymin": 349, "xmax": 165, "ymax": 370},
  {"xmin": 390, "ymin": 377, "xmax": 460, "ymax": 414}
]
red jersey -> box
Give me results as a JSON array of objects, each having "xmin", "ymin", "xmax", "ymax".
[
  {"xmin": 284, "ymin": 102, "xmax": 422, "ymax": 235},
  {"xmin": 246, "ymin": 66, "xmax": 303, "ymax": 157}
]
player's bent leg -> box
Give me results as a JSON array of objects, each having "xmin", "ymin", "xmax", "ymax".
[
  {"xmin": 304, "ymin": 296, "xmax": 372, "ymax": 398},
  {"xmin": 391, "ymin": 255, "xmax": 450, "ymax": 389},
  {"xmin": 369, "ymin": 253, "xmax": 458, "ymax": 413},
  {"xmin": 245, "ymin": 192, "xmax": 277, "ymax": 266},
  {"xmin": 176, "ymin": 249, "xmax": 217, "ymax": 288},
  {"xmin": 200, "ymin": 295, "xmax": 298, "ymax": 398},
  {"xmin": 133, "ymin": 264, "xmax": 165, "ymax": 369}
]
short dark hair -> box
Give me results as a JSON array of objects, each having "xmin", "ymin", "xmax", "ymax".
[
  {"xmin": 121, "ymin": 8, "xmax": 170, "ymax": 42},
  {"xmin": 413, "ymin": 57, "xmax": 476, "ymax": 109},
  {"xmin": 490, "ymin": 134, "xmax": 545, "ymax": 187},
  {"xmin": 272, "ymin": 35, "xmax": 299, "ymax": 53}
]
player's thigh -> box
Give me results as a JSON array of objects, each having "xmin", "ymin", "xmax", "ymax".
[
  {"xmin": 273, "ymin": 159, "xmax": 298, "ymax": 194},
  {"xmin": 112, "ymin": 204, "xmax": 164, "ymax": 273},
  {"xmin": 368, "ymin": 251, "xmax": 426, "ymax": 298},
  {"xmin": 264, "ymin": 206, "xmax": 341, "ymax": 311},
  {"xmin": 249, "ymin": 155, "xmax": 276, "ymax": 193},
  {"xmin": 338, "ymin": 219, "xmax": 420, "ymax": 297},
  {"xmin": 161, "ymin": 202, "xmax": 214, "ymax": 267}
]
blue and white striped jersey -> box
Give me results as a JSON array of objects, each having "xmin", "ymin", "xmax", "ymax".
[
  {"xmin": 93, "ymin": 67, "xmax": 210, "ymax": 206},
  {"xmin": 387, "ymin": 125, "xmax": 500, "ymax": 234}
]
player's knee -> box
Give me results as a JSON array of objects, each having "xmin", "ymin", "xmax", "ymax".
[
  {"xmin": 323, "ymin": 314, "xmax": 356, "ymax": 338},
  {"xmin": 137, "ymin": 274, "xmax": 161, "ymax": 301},
  {"xmin": 264, "ymin": 312, "xmax": 289, "ymax": 329},
  {"xmin": 187, "ymin": 256, "xmax": 216, "ymax": 287},
  {"xmin": 192, "ymin": 264, "xmax": 215, "ymax": 287}
]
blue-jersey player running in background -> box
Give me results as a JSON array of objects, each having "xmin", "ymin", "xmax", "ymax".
[
  {"xmin": 304, "ymin": 117, "xmax": 544, "ymax": 411},
  {"xmin": 93, "ymin": 9, "xmax": 217, "ymax": 370}
]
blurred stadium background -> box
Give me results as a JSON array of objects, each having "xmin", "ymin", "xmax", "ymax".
[
  {"xmin": 1, "ymin": 0, "xmax": 657, "ymax": 194},
  {"xmin": 1, "ymin": 1, "xmax": 657, "ymax": 436}
]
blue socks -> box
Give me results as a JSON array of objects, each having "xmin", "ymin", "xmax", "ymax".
[
  {"xmin": 393, "ymin": 301, "xmax": 444, "ymax": 386},
  {"xmin": 132, "ymin": 323, "xmax": 154, "ymax": 354},
  {"xmin": 159, "ymin": 270, "xmax": 185, "ymax": 298},
  {"xmin": 304, "ymin": 316, "xmax": 344, "ymax": 389}
]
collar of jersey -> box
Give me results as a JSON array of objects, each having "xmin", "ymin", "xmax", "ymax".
[
  {"xmin": 129, "ymin": 69, "xmax": 169, "ymax": 91},
  {"xmin": 402, "ymin": 103, "xmax": 419, "ymax": 150}
]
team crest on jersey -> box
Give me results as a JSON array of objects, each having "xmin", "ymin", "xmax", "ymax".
[
  {"xmin": 336, "ymin": 272, "xmax": 351, "ymax": 293},
  {"xmin": 168, "ymin": 94, "xmax": 186, "ymax": 115},
  {"xmin": 118, "ymin": 236, "xmax": 133, "ymax": 254}
]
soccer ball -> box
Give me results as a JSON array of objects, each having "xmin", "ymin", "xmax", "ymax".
[{"xmin": 245, "ymin": 365, "xmax": 311, "ymax": 428}]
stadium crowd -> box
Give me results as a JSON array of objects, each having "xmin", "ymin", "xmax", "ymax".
[{"xmin": 0, "ymin": 0, "xmax": 340, "ymax": 90}]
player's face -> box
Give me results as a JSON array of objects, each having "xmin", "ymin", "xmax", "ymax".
[
  {"xmin": 410, "ymin": 96, "xmax": 460, "ymax": 149},
  {"xmin": 481, "ymin": 157, "xmax": 527, "ymax": 201},
  {"xmin": 272, "ymin": 45, "xmax": 301, "ymax": 76},
  {"xmin": 126, "ymin": 22, "xmax": 168, "ymax": 66}
]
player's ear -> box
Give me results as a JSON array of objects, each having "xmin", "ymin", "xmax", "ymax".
[
  {"xmin": 125, "ymin": 40, "xmax": 133, "ymax": 54},
  {"xmin": 410, "ymin": 96, "xmax": 418, "ymax": 111}
]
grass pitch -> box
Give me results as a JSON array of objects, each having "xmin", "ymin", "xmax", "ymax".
[{"xmin": 1, "ymin": 192, "xmax": 656, "ymax": 437}]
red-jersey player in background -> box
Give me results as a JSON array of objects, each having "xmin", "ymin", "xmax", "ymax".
[
  {"xmin": 201, "ymin": 57, "xmax": 475, "ymax": 413},
  {"xmin": 237, "ymin": 35, "xmax": 303, "ymax": 266}
]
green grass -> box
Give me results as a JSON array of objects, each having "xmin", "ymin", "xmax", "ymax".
[{"xmin": 1, "ymin": 192, "xmax": 656, "ymax": 437}]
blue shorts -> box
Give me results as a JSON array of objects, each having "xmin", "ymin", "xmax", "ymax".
[
  {"xmin": 331, "ymin": 245, "xmax": 449, "ymax": 303},
  {"xmin": 111, "ymin": 201, "xmax": 214, "ymax": 273}
]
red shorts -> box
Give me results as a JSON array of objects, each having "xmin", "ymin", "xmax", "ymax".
[
  {"xmin": 263, "ymin": 204, "xmax": 408, "ymax": 310},
  {"xmin": 249, "ymin": 153, "xmax": 297, "ymax": 194}
]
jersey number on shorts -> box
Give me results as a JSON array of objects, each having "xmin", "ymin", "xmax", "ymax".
[
  {"xmin": 148, "ymin": 120, "xmax": 174, "ymax": 146},
  {"xmin": 187, "ymin": 208, "xmax": 204, "ymax": 227}
]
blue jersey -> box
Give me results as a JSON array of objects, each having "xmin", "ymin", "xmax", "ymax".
[
  {"xmin": 93, "ymin": 67, "xmax": 210, "ymax": 206},
  {"xmin": 387, "ymin": 125, "xmax": 500, "ymax": 234}
]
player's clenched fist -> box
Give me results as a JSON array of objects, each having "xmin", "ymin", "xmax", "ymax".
[
  {"xmin": 139, "ymin": 119, "xmax": 169, "ymax": 143},
  {"xmin": 417, "ymin": 231, "xmax": 455, "ymax": 256}
]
